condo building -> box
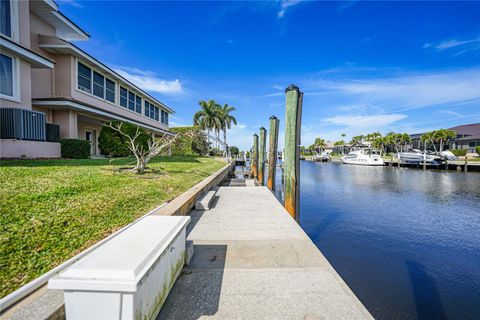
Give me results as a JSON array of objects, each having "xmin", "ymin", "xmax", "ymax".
[{"xmin": 0, "ymin": 0, "xmax": 174, "ymax": 158}]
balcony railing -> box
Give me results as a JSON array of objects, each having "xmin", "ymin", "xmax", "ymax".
[{"xmin": 0, "ymin": 108, "xmax": 49, "ymax": 141}]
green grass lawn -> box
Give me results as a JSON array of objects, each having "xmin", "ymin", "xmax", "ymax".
[{"xmin": 0, "ymin": 156, "xmax": 225, "ymax": 298}]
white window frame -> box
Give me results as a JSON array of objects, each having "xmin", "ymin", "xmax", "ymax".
[
  {"xmin": 1, "ymin": 0, "xmax": 19, "ymax": 41},
  {"xmin": 75, "ymin": 58, "xmax": 117, "ymax": 106},
  {"xmin": 0, "ymin": 52, "xmax": 20, "ymax": 102}
]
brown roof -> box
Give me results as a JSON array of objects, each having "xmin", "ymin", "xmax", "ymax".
[{"xmin": 448, "ymin": 123, "xmax": 480, "ymax": 136}]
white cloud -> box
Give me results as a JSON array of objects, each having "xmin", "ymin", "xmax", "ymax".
[
  {"xmin": 424, "ymin": 37, "xmax": 480, "ymax": 51},
  {"xmin": 113, "ymin": 66, "xmax": 183, "ymax": 95},
  {"xmin": 424, "ymin": 37, "xmax": 480, "ymax": 56},
  {"xmin": 325, "ymin": 114, "xmax": 407, "ymax": 127},
  {"xmin": 307, "ymin": 68, "xmax": 480, "ymax": 111},
  {"xmin": 278, "ymin": 0, "xmax": 304, "ymax": 18}
]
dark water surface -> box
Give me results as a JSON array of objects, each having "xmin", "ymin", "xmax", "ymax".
[{"xmin": 274, "ymin": 161, "xmax": 480, "ymax": 320}]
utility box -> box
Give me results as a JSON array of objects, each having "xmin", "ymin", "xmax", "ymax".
[{"xmin": 49, "ymin": 216, "xmax": 190, "ymax": 320}]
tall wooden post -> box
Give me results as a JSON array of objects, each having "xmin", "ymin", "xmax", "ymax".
[
  {"xmin": 251, "ymin": 134, "xmax": 259, "ymax": 178},
  {"xmin": 267, "ymin": 116, "xmax": 280, "ymax": 192},
  {"xmin": 284, "ymin": 84, "xmax": 303, "ymax": 222},
  {"xmin": 258, "ymin": 127, "xmax": 267, "ymax": 185}
]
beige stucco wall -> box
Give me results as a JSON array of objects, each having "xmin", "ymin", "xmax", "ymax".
[
  {"xmin": 53, "ymin": 55, "xmax": 73, "ymax": 98},
  {"xmin": 53, "ymin": 109, "xmax": 77, "ymax": 138},
  {"xmin": 29, "ymin": 12, "xmax": 56, "ymax": 58},
  {"xmin": 18, "ymin": 0, "xmax": 30, "ymax": 47},
  {"xmin": 0, "ymin": 140, "xmax": 60, "ymax": 158}
]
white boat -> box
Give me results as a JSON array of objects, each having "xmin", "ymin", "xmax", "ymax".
[
  {"xmin": 396, "ymin": 149, "xmax": 443, "ymax": 165},
  {"xmin": 341, "ymin": 149, "xmax": 384, "ymax": 166},
  {"xmin": 314, "ymin": 152, "xmax": 330, "ymax": 162}
]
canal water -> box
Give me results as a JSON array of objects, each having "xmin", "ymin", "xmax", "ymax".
[{"xmin": 271, "ymin": 161, "xmax": 480, "ymax": 320}]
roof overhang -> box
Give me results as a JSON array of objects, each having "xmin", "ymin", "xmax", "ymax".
[
  {"xmin": 0, "ymin": 36, "xmax": 54, "ymax": 68},
  {"xmin": 33, "ymin": 99, "xmax": 174, "ymax": 136},
  {"xmin": 38, "ymin": 36, "xmax": 175, "ymax": 114},
  {"xmin": 30, "ymin": 0, "xmax": 89, "ymax": 41}
]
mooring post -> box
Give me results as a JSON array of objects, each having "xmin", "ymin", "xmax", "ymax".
[
  {"xmin": 258, "ymin": 127, "xmax": 267, "ymax": 185},
  {"xmin": 464, "ymin": 154, "xmax": 468, "ymax": 172},
  {"xmin": 252, "ymin": 134, "xmax": 259, "ymax": 179},
  {"xmin": 284, "ymin": 84, "xmax": 303, "ymax": 222},
  {"xmin": 267, "ymin": 116, "xmax": 280, "ymax": 192}
]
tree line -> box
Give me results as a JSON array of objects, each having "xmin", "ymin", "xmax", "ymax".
[{"xmin": 308, "ymin": 129, "xmax": 457, "ymax": 156}]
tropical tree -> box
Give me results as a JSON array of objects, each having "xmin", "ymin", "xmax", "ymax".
[
  {"xmin": 400, "ymin": 133, "xmax": 411, "ymax": 152},
  {"xmin": 313, "ymin": 138, "xmax": 327, "ymax": 153},
  {"xmin": 193, "ymin": 100, "xmax": 222, "ymax": 149},
  {"xmin": 219, "ymin": 104, "xmax": 237, "ymax": 152},
  {"xmin": 371, "ymin": 135, "xmax": 386, "ymax": 156},
  {"xmin": 334, "ymin": 140, "xmax": 346, "ymax": 155},
  {"xmin": 434, "ymin": 129, "xmax": 456, "ymax": 153},
  {"xmin": 421, "ymin": 131, "xmax": 438, "ymax": 153},
  {"xmin": 350, "ymin": 135, "xmax": 364, "ymax": 145}
]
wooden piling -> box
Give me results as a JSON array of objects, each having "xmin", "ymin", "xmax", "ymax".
[
  {"xmin": 267, "ymin": 116, "xmax": 280, "ymax": 192},
  {"xmin": 258, "ymin": 127, "xmax": 267, "ymax": 185},
  {"xmin": 284, "ymin": 84, "xmax": 303, "ymax": 222},
  {"xmin": 252, "ymin": 134, "xmax": 259, "ymax": 179}
]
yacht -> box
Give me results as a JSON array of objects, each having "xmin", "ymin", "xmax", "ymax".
[
  {"xmin": 396, "ymin": 149, "xmax": 443, "ymax": 165},
  {"xmin": 341, "ymin": 149, "xmax": 384, "ymax": 166}
]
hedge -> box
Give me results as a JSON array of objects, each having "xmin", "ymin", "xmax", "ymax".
[
  {"xmin": 98, "ymin": 121, "xmax": 149, "ymax": 157},
  {"xmin": 60, "ymin": 139, "xmax": 91, "ymax": 159},
  {"xmin": 450, "ymin": 149, "xmax": 467, "ymax": 157},
  {"xmin": 170, "ymin": 126, "xmax": 208, "ymax": 156}
]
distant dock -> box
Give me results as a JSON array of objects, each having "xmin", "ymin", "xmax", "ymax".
[{"xmin": 158, "ymin": 183, "xmax": 372, "ymax": 319}]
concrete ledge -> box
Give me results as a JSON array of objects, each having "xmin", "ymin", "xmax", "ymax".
[
  {"xmin": 0, "ymin": 139, "xmax": 61, "ymax": 159},
  {"xmin": 154, "ymin": 161, "xmax": 234, "ymax": 216}
]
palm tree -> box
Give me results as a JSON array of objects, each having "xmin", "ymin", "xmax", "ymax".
[
  {"xmin": 334, "ymin": 140, "xmax": 346, "ymax": 155},
  {"xmin": 400, "ymin": 133, "xmax": 411, "ymax": 152},
  {"xmin": 193, "ymin": 100, "xmax": 222, "ymax": 150},
  {"xmin": 422, "ymin": 131, "xmax": 438, "ymax": 153},
  {"xmin": 434, "ymin": 129, "xmax": 456, "ymax": 153},
  {"xmin": 350, "ymin": 135, "xmax": 364, "ymax": 145},
  {"xmin": 219, "ymin": 104, "xmax": 237, "ymax": 150},
  {"xmin": 313, "ymin": 138, "xmax": 327, "ymax": 153}
]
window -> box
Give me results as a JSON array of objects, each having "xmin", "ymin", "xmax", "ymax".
[
  {"xmin": 145, "ymin": 101, "xmax": 159, "ymax": 121},
  {"xmin": 0, "ymin": 53, "xmax": 14, "ymax": 97},
  {"xmin": 92, "ymin": 71, "xmax": 104, "ymax": 98},
  {"xmin": 120, "ymin": 87, "xmax": 128, "ymax": 107},
  {"xmin": 161, "ymin": 110, "xmax": 169, "ymax": 125},
  {"xmin": 135, "ymin": 95, "xmax": 142, "ymax": 114},
  {"xmin": 106, "ymin": 78, "xmax": 115, "ymax": 103},
  {"xmin": 128, "ymin": 92, "xmax": 135, "ymax": 111},
  {"xmin": 77, "ymin": 62, "xmax": 92, "ymax": 93},
  {"xmin": 469, "ymin": 142, "xmax": 476, "ymax": 148},
  {"xmin": 0, "ymin": 0, "xmax": 11, "ymax": 38}
]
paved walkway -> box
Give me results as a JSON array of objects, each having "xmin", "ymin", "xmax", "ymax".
[{"xmin": 158, "ymin": 185, "xmax": 372, "ymax": 320}]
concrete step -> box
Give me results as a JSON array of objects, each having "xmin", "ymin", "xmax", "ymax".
[{"xmin": 195, "ymin": 188, "xmax": 217, "ymax": 210}]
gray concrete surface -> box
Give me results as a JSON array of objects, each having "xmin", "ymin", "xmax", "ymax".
[{"xmin": 158, "ymin": 186, "xmax": 373, "ymax": 320}]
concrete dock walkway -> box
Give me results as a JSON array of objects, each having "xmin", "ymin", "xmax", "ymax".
[{"xmin": 158, "ymin": 185, "xmax": 372, "ymax": 320}]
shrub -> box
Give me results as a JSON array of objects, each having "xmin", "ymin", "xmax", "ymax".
[
  {"xmin": 451, "ymin": 149, "xmax": 467, "ymax": 156},
  {"xmin": 170, "ymin": 126, "xmax": 208, "ymax": 156},
  {"xmin": 98, "ymin": 121, "xmax": 149, "ymax": 157},
  {"xmin": 60, "ymin": 139, "xmax": 90, "ymax": 159},
  {"xmin": 476, "ymin": 146, "xmax": 480, "ymax": 155}
]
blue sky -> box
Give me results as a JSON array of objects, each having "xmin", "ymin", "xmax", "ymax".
[{"xmin": 59, "ymin": 0, "xmax": 480, "ymax": 150}]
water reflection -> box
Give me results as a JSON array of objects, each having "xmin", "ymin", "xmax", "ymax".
[{"xmin": 278, "ymin": 161, "xmax": 480, "ymax": 320}]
